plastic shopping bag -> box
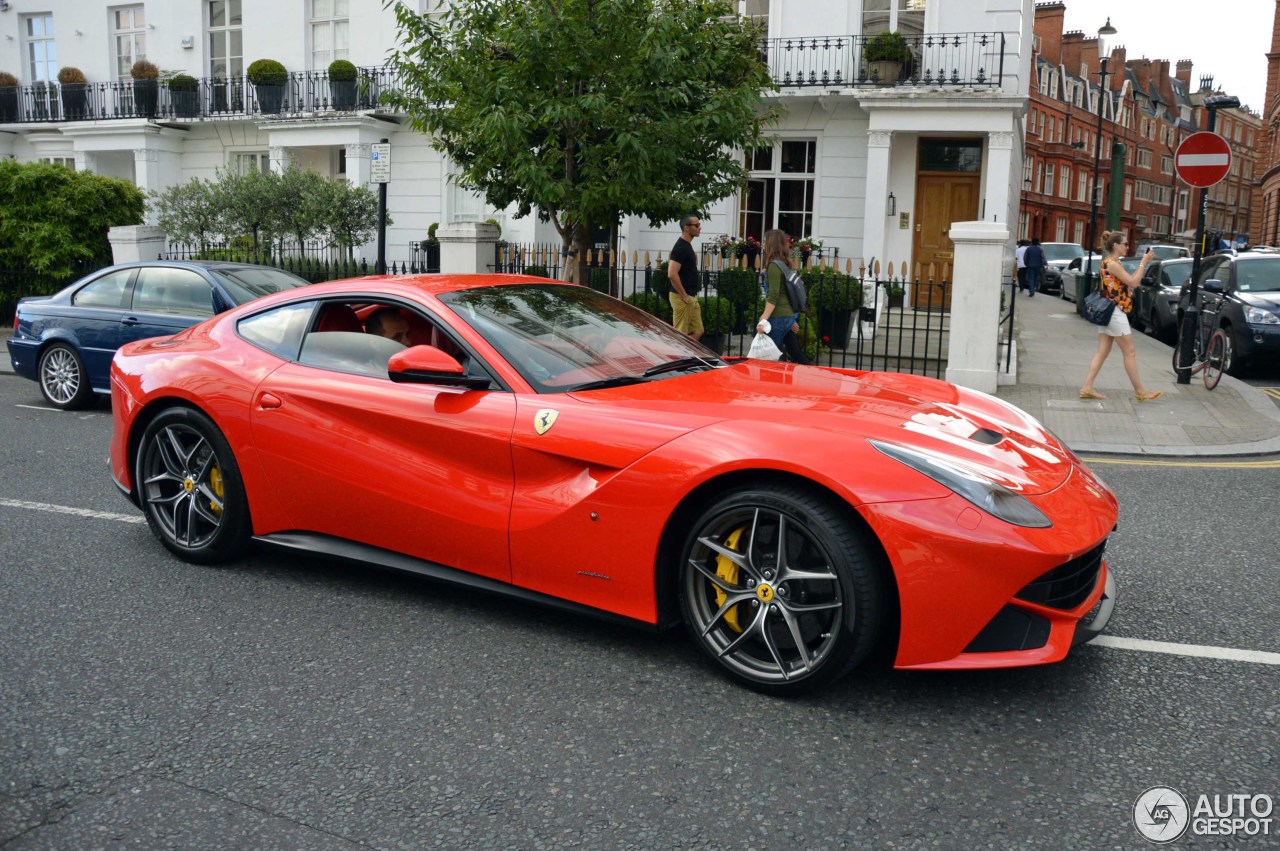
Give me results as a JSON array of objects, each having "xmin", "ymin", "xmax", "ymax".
[{"xmin": 748, "ymin": 331, "xmax": 783, "ymax": 361}]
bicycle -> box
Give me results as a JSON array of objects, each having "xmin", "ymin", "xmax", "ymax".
[{"xmin": 1171, "ymin": 293, "xmax": 1230, "ymax": 390}]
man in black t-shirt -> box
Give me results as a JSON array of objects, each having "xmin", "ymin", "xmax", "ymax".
[{"xmin": 667, "ymin": 214, "xmax": 704, "ymax": 340}]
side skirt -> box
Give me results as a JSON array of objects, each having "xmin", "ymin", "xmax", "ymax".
[{"xmin": 253, "ymin": 531, "xmax": 660, "ymax": 633}]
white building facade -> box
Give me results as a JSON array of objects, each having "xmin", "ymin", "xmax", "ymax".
[{"xmin": 0, "ymin": 0, "xmax": 1033, "ymax": 273}]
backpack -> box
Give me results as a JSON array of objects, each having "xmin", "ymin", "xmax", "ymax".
[{"xmin": 771, "ymin": 260, "xmax": 808, "ymax": 312}]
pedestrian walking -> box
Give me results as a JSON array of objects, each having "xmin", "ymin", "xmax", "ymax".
[
  {"xmin": 1078, "ymin": 231, "xmax": 1163, "ymax": 403},
  {"xmin": 1023, "ymin": 237, "xmax": 1045, "ymax": 297},
  {"xmin": 667, "ymin": 214, "xmax": 704, "ymax": 342},
  {"xmin": 755, "ymin": 228, "xmax": 811, "ymax": 364},
  {"xmin": 1015, "ymin": 239, "xmax": 1029, "ymax": 291}
]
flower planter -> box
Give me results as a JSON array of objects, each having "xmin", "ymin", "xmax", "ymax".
[
  {"xmin": 171, "ymin": 90, "xmax": 200, "ymax": 117},
  {"xmin": 132, "ymin": 79, "xmax": 158, "ymax": 118},
  {"xmin": 867, "ymin": 60, "xmax": 902, "ymax": 85},
  {"xmin": 331, "ymin": 79, "xmax": 357, "ymax": 110},
  {"xmin": 255, "ymin": 83, "xmax": 285, "ymax": 114},
  {"xmin": 818, "ymin": 309, "xmax": 853, "ymax": 350},
  {"xmin": 60, "ymin": 84, "xmax": 88, "ymax": 120},
  {"xmin": 0, "ymin": 87, "xmax": 17, "ymax": 123},
  {"xmin": 887, "ymin": 292, "xmax": 905, "ymax": 309}
]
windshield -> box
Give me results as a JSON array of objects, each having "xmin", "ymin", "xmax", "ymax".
[
  {"xmin": 1042, "ymin": 243, "xmax": 1084, "ymax": 262},
  {"xmin": 1235, "ymin": 258, "xmax": 1280, "ymax": 293},
  {"xmin": 440, "ymin": 283, "xmax": 720, "ymax": 393},
  {"xmin": 1161, "ymin": 262, "xmax": 1193, "ymax": 288},
  {"xmin": 211, "ymin": 267, "xmax": 310, "ymax": 304},
  {"xmin": 1147, "ymin": 246, "xmax": 1187, "ymax": 261}
]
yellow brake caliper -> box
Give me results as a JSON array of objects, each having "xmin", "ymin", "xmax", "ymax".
[
  {"xmin": 713, "ymin": 526, "xmax": 747, "ymax": 633},
  {"xmin": 209, "ymin": 466, "xmax": 224, "ymax": 515}
]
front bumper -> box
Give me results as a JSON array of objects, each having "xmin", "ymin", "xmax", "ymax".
[
  {"xmin": 1072, "ymin": 568, "xmax": 1116, "ymax": 645},
  {"xmin": 1235, "ymin": 323, "xmax": 1280, "ymax": 364}
]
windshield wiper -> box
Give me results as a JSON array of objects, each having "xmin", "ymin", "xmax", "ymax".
[
  {"xmin": 564, "ymin": 375, "xmax": 650, "ymax": 392},
  {"xmin": 642, "ymin": 356, "xmax": 720, "ymax": 378}
]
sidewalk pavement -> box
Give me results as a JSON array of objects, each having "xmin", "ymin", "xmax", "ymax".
[
  {"xmin": 6, "ymin": 302, "xmax": 1280, "ymax": 456},
  {"xmin": 995, "ymin": 291, "xmax": 1280, "ymax": 456}
]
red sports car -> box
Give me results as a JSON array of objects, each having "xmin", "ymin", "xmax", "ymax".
[{"xmin": 109, "ymin": 274, "xmax": 1117, "ymax": 694}]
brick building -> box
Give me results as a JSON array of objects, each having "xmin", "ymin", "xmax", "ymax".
[{"xmin": 1253, "ymin": 0, "xmax": 1280, "ymax": 247}]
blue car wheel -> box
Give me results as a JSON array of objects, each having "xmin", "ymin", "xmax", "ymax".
[{"xmin": 38, "ymin": 343, "xmax": 94, "ymax": 410}]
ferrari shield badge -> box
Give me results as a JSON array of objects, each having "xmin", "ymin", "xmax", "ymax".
[{"xmin": 534, "ymin": 408, "xmax": 559, "ymax": 435}]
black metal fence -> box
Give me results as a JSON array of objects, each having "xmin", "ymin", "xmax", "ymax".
[
  {"xmin": 493, "ymin": 244, "xmax": 950, "ymax": 377},
  {"xmin": 764, "ymin": 32, "xmax": 1005, "ymax": 89},
  {"xmin": 0, "ymin": 264, "xmax": 96, "ymax": 324},
  {"xmin": 162, "ymin": 243, "xmax": 439, "ymax": 283}
]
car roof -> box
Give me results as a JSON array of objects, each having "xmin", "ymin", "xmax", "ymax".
[
  {"xmin": 104, "ymin": 260, "xmax": 284, "ymax": 272},
  {"xmin": 254, "ymin": 273, "xmax": 565, "ymax": 302}
]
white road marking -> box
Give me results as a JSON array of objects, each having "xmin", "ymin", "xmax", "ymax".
[
  {"xmin": 0, "ymin": 499, "xmax": 1277, "ymax": 667},
  {"xmin": 1090, "ymin": 635, "xmax": 1280, "ymax": 666},
  {"xmin": 15, "ymin": 404, "xmax": 58, "ymax": 411},
  {"xmin": 0, "ymin": 497, "xmax": 145, "ymax": 525}
]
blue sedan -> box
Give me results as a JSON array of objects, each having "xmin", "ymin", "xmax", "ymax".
[{"xmin": 6, "ymin": 261, "xmax": 309, "ymax": 409}]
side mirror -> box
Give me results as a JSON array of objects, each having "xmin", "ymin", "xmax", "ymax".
[
  {"xmin": 1202, "ymin": 278, "xmax": 1225, "ymax": 294},
  {"xmin": 388, "ymin": 345, "xmax": 490, "ymax": 389}
]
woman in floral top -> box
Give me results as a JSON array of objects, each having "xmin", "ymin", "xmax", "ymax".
[{"xmin": 1079, "ymin": 230, "xmax": 1162, "ymax": 402}]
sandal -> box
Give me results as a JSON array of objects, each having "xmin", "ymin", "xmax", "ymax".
[
  {"xmin": 1135, "ymin": 391, "xmax": 1164, "ymax": 402},
  {"xmin": 1079, "ymin": 389, "xmax": 1106, "ymax": 399}
]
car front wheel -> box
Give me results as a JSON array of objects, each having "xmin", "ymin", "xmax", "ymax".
[
  {"xmin": 678, "ymin": 485, "xmax": 886, "ymax": 695},
  {"xmin": 38, "ymin": 343, "xmax": 94, "ymax": 410},
  {"xmin": 136, "ymin": 407, "xmax": 250, "ymax": 564}
]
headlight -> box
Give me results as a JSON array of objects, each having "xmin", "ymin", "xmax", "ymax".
[
  {"xmin": 1244, "ymin": 306, "xmax": 1280, "ymax": 325},
  {"xmin": 869, "ymin": 440, "xmax": 1052, "ymax": 528}
]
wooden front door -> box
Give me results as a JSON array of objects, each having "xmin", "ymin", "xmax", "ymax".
[{"xmin": 912, "ymin": 173, "xmax": 981, "ymax": 310}]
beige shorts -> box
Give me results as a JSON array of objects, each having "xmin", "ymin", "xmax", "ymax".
[
  {"xmin": 1099, "ymin": 307, "xmax": 1131, "ymax": 337},
  {"xmin": 669, "ymin": 292, "xmax": 704, "ymax": 335}
]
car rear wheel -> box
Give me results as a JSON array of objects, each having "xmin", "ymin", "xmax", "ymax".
[
  {"xmin": 678, "ymin": 485, "xmax": 885, "ymax": 695},
  {"xmin": 38, "ymin": 343, "xmax": 93, "ymax": 410},
  {"xmin": 136, "ymin": 407, "xmax": 250, "ymax": 564}
]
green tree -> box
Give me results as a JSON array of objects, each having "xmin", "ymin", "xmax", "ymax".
[
  {"xmin": 217, "ymin": 167, "xmax": 277, "ymax": 253},
  {"xmin": 273, "ymin": 166, "xmax": 330, "ymax": 252},
  {"xmin": 150, "ymin": 177, "xmax": 220, "ymax": 252},
  {"xmin": 322, "ymin": 180, "xmax": 384, "ymax": 257},
  {"xmin": 0, "ymin": 160, "xmax": 144, "ymax": 278},
  {"xmin": 385, "ymin": 0, "xmax": 776, "ymax": 283}
]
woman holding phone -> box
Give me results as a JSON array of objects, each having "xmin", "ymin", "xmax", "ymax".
[{"xmin": 1079, "ymin": 231, "xmax": 1163, "ymax": 402}]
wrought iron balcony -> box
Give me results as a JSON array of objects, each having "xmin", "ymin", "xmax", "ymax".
[
  {"xmin": 0, "ymin": 67, "xmax": 399, "ymax": 125},
  {"xmin": 763, "ymin": 32, "xmax": 1006, "ymax": 89}
]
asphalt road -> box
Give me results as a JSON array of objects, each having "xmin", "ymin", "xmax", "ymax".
[{"xmin": 0, "ymin": 376, "xmax": 1277, "ymax": 850}]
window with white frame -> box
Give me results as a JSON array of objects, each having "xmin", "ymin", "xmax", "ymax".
[
  {"xmin": 1055, "ymin": 217, "xmax": 1067, "ymax": 241},
  {"xmin": 39, "ymin": 156, "xmax": 75, "ymax": 169},
  {"xmin": 112, "ymin": 6, "xmax": 146, "ymax": 80},
  {"xmin": 1077, "ymin": 170, "xmax": 1088, "ymax": 202},
  {"xmin": 24, "ymin": 14, "xmax": 57, "ymax": 82},
  {"xmin": 1161, "ymin": 155, "xmax": 1173, "ymax": 175},
  {"xmin": 1137, "ymin": 148, "xmax": 1152, "ymax": 169},
  {"xmin": 233, "ymin": 151, "xmax": 270, "ymax": 175},
  {"xmin": 208, "ymin": 0, "xmax": 243, "ymax": 79},
  {"xmin": 1042, "ymin": 163, "xmax": 1054, "ymax": 196},
  {"xmin": 1073, "ymin": 220, "xmax": 1085, "ymax": 245},
  {"xmin": 739, "ymin": 140, "xmax": 816, "ymax": 242},
  {"xmin": 862, "ymin": 0, "xmax": 925, "ymax": 39},
  {"xmin": 311, "ymin": 0, "xmax": 349, "ymax": 69}
]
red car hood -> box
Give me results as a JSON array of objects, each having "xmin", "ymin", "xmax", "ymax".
[{"xmin": 570, "ymin": 361, "xmax": 1074, "ymax": 496}]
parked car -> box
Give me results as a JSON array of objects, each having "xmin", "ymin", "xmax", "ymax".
[
  {"xmin": 6, "ymin": 261, "xmax": 310, "ymax": 410},
  {"xmin": 108, "ymin": 274, "xmax": 1119, "ymax": 695},
  {"xmin": 1177, "ymin": 252, "xmax": 1280, "ymax": 374},
  {"xmin": 1134, "ymin": 243, "xmax": 1189, "ymax": 262},
  {"xmin": 1039, "ymin": 242, "xmax": 1085, "ymax": 295},
  {"xmin": 1131, "ymin": 258, "xmax": 1193, "ymax": 342},
  {"xmin": 1060, "ymin": 256, "xmax": 1143, "ymax": 305}
]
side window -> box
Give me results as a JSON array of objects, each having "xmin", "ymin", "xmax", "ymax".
[
  {"xmin": 133, "ymin": 268, "xmax": 215, "ymax": 317},
  {"xmin": 238, "ymin": 301, "xmax": 314, "ymax": 360},
  {"xmin": 1199, "ymin": 259, "xmax": 1222, "ymax": 285},
  {"xmin": 72, "ymin": 269, "xmax": 133, "ymax": 308}
]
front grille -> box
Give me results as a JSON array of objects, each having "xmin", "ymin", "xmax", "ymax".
[
  {"xmin": 1015, "ymin": 540, "xmax": 1106, "ymax": 610},
  {"xmin": 964, "ymin": 605, "xmax": 1051, "ymax": 653}
]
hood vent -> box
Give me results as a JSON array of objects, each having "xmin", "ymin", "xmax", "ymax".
[{"xmin": 968, "ymin": 428, "xmax": 1004, "ymax": 445}]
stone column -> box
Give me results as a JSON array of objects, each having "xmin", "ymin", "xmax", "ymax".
[
  {"xmin": 438, "ymin": 221, "xmax": 501, "ymax": 274},
  {"xmin": 108, "ymin": 225, "xmax": 168, "ymax": 264},
  {"xmin": 344, "ymin": 143, "xmax": 371, "ymax": 187},
  {"xmin": 945, "ymin": 220, "xmax": 1009, "ymax": 394},
  {"xmin": 133, "ymin": 148, "xmax": 161, "ymax": 224},
  {"xmin": 268, "ymin": 145, "xmax": 292, "ymax": 174},
  {"xmin": 861, "ymin": 130, "xmax": 892, "ymax": 268},
  {"xmin": 984, "ymin": 131, "xmax": 1015, "ymax": 227}
]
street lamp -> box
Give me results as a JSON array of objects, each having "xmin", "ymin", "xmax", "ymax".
[
  {"xmin": 1175, "ymin": 93, "xmax": 1242, "ymax": 382},
  {"xmin": 1083, "ymin": 17, "xmax": 1118, "ymax": 296}
]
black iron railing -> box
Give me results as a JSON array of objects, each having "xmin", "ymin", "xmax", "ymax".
[{"xmin": 764, "ymin": 32, "xmax": 1005, "ymax": 89}]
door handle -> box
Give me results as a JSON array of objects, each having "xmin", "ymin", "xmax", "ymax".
[
  {"xmin": 121, "ymin": 317, "xmax": 140, "ymax": 326},
  {"xmin": 258, "ymin": 392, "xmax": 283, "ymax": 410}
]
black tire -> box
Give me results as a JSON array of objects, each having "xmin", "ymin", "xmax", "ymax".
[
  {"xmin": 1204, "ymin": 329, "xmax": 1228, "ymax": 390},
  {"xmin": 38, "ymin": 343, "xmax": 94, "ymax": 410},
  {"xmin": 136, "ymin": 407, "xmax": 250, "ymax": 564},
  {"xmin": 1223, "ymin": 325, "xmax": 1247, "ymax": 376},
  {"xmin": 678, "ymin": 484, "xmax": 885, "ymax": 695}
]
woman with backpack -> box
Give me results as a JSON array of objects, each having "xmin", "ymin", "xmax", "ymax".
[{"xmin": 755, "ymin": 228, "xmax": 811, "ymax": 364}]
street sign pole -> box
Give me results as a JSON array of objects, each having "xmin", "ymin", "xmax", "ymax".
[
  {"xmin": 1174, "ymin": 105, "xmax": 1237, "ymax": 382},
  {"xmin": 371, "ymin": 139, "xmax": 391, "ymax": 275}
]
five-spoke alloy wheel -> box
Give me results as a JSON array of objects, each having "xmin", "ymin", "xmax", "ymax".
[
  {"xmin": 679, "ymin": 485, "xmax": 885, "ymax": 695},
  {"xmin": 137, "ymin": 407, "xmax": 250, "ymax": 563},
  {"xmin": 38, "ymin": 343, "xmax": 93, "ymax": 410}
]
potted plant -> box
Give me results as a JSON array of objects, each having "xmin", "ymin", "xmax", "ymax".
[
  {"xmin": 129, "ymin": 59, "xmax": 160, "ymax": 117},
  {"xmin": 699, "ymin": 294, "xmax": 736, "ymax": 354},
  {"xmin": 731, "ymin": 235, "xmax": 762, "ymax": 266},
  {"xmin": 809, "ymin": 271, "xmax": 863, "ymax": 348},
  {"xmin": 865, "ymin": 30, "xmax": 910, "ymax": 84},
  {"xmin": 795, "ymin": 235, "xmax": 824, "ymax": 266},
  {"xmin": 247, "ymin": 58, "xmax": 288, "ymax": 114},
  {"xmin": 0, "ymin": 72, "xmax": 18, "ymax": 123},
  {"xmin": 886, "ymin": 281, "xmax": 905, "ymax": 309},
  {"xmin": 57, "ymin": 66, "xmax": 89, "ymax": 120},
  {"xmin": 328, "ymin": 59, "xmax": 358, "ymax": 110},
  {"xmin": 168, "ymin": 73, "xmax": 200, "ymax": 117}
]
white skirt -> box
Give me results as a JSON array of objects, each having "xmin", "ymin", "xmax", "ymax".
[{"xmin": 1099, "ymin": 306, "xmax": 1131, "ymax": 337}]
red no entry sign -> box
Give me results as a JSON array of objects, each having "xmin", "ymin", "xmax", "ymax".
[{"xmin": 1175, "ymin": 132, "xmax": 1231, "ymax": 188}]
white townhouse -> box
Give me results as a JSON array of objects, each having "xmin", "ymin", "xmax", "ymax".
[{"xmin": 0, "ymin": 0, "xmax": 1033, "ymax": 277}]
